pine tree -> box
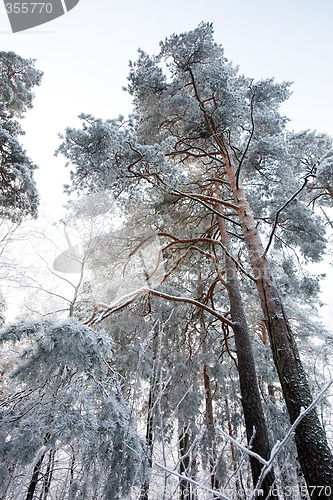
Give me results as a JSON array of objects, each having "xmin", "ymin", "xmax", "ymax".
[
  {"xmin": 127, "ymin": 23, "xmax": 333, "ymax": 494},
  {"xmin": 0, "ymin": 51, "xmax": 42, "ymax": 223},
  {"xmin": 57, "ymin": 24, "xmax": 333, "ymax": 497},
  {"xmin": 0, "ymin": 318, "xmax": 145, "ymax": 498}
]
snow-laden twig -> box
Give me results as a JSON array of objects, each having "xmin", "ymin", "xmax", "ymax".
[
  {"xmin": 250, "ymin": 379, "xmax": 333, "ymax": 499},
  {"xmin": 217, "ymin": 426, "xmax": 268, "ymax": 466},
  {"xmin": 88, "ymin": 287, "xmax": 234, "ymax": 327},
  {"xmin": 223, "ymin": 428, "xmax": 257, "ymax": 491},
  {"xmin": 154, "ymin": 461, "xmax": 231, "ymax": 500},
  {"xmin": 215, "ymin": 381, "xmax": 332, "ymax": 499}
]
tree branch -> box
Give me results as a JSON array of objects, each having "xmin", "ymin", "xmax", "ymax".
[
  {"xmin": 154, "ymin": 461, "xmax": 231, "ymax": 500},
  {"xmin": 88, "ymin": 287, "xmax": 234, "ymax": 328},
  {"xmin": 235, "ymin": 91, "xmax": 256, "ymax": 189},
  {"xmin": 170, "ymin": 188, "xmax": 241, "ymax": 227},
  {"xmin": 263, "ymin": 177, "xmax": 309, "ymax": 258}
]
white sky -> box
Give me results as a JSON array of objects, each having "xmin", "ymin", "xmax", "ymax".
[{"xmin": 0, "ymin": 0, "xmax": 332, "ymax": 326}]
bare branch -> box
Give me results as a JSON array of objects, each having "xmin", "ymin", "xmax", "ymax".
[
  {"xmin": 235, "ymin": 91, "xmax": 256, "ymax": 189},
  {"xmin": 263, "ymin": 176, "xmax": 309, "ymax": 258},
  {"xmin": 170, "ymin": 188, "xmax": 242, "ymax": 227},
  {"xmin": 250, "ymin": 380, "xmax": 333, "ymax": 499},
  {"xmin": 154, "ymin": 461, "xmax": 231, "ymax": 500},
  {"xmin": 88, "ymin": 287, "xmax": 234, "ymax": 328}
]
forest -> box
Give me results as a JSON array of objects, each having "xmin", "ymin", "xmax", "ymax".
[{"xmin": 0, "ymin": 23, "xmax": 333, "ymax": 500}]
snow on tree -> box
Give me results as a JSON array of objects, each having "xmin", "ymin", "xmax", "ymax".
[
  {"xmin": 57, "ymin": 23, "xmax": 333, "ymax": 497},
  {"xmin": 0, "ymin": 51, "xmax": 42, "ymax": 223},
  {"xmin": 0, "ymin": 318, "xmax": 145, "ymax": 499}
]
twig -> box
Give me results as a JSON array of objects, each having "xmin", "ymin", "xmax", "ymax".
[
  {"xmin": 235, "ymin": 91, "xmax": 256, "ymax": 189},
  {"xmin": 171, "ymin": 188, "xmax": 242, "ymax": 227},
  {"xmin": 250, "ymin": 379, "xmax": 333, "ymax": 499},
  {"xmin": 263, "ymin": 177, "xmax": 309, "ymax": 258},
  {"xmin": 154, "ymin": 462, "xmax": 231, "ymax": 500},
  {"xmin": 217, "ymin": 427, "xmax": 268, "ymax": 466}
]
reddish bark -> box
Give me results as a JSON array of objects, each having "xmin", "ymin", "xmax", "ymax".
[
  {"xmin": 217, "ymin": 203, "xmax": 276, "ymax": 498},
  {"xmin": 223, "ymin": 153, "xmax": 333, "ymax": 495}
]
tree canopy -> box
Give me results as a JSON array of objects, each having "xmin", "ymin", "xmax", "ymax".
[
  {"xmin": 1, "ymin": 25, "xmax": 333, "ymax": 500},
  {"xmin": 0, "ymin": 51, "xmax": 42, "ymax": 222}
]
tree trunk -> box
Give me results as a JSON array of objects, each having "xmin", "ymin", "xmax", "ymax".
[
  {"xmin": 216, "ymin": 204, "xmax": 276, "ymax": 498},
  {"xmin": 225, "ymin": 395, "xmax": 242, "ymax": 499},
  {"xmin": 223, "ymin": 153, "xmax": 333, "ymax": 495},
  {"xmin": 174, "ymin": 66, "xmax": 333, "ymax": 493},
  {"xmin": 40, "ymin": 450, "xmax": 55, "ymax": 500},
  {"xmin": 203, "ymin": 364, "xmax": 220, "ymax": 492},
  {"xmin": 26, "ymin": 451, "xmax": 46, "ymax": 500},
  {"xmin": 179, "ymin": 426, "xmax": 190, "ymax": 500},
  {"xmin": 141, "ymin": 384, "xmax": 155, "ymax": 500}
]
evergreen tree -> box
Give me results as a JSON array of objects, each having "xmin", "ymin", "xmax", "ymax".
[
  {"xmin": 0, "ymin": 51, "xmax": 42, "ymax": 222},
  {"xmin": 125, "ymin": 23, "xmax": 333, "ymax": 494},
  {"xmin": 0, "ymin": 318, "xmax": 145, "ymax": 499},
  {"xmin": 57, "ymin": 24, "xmax": 333, "ymax": 497}
]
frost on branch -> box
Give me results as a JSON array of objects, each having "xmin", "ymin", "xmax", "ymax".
[
  {"xmin": 0, "ymin": 51, "xmax": 42, "ymax": 223},
  {"xmin": 0, "ymin": 318, "xmax": 145, "ymax": 499}
]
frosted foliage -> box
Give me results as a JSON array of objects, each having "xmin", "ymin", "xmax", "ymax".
[
  {"xmin": 53, "ymin": 23, "xmax": 333, "ymax": 498},
  {"xmin": 0, "ymin": 51, "xmax": 42, "ymax": 222},
  {"xmin": 0, "ymin": 289, "xmax": 6, "ymax": 327},
  {"xmin": 286, "ymin": 130, "xmax": 333, "ymax": 206},
  {"xmin": 127, "ymin": 23, "xmax": 291, "ymax": 153},
  {"xmin": 0, "ymin": 51, "xmax": 42, "ymax": 120},
  {"xmin": 57, "ymin": 113, "xmax": 180, "ymax": 197},
  {"xmin": 317, "ymin": 151, "xmax": 333, "ymax": 204},
  {"xmin": 87, "ymin": 223, "xmax": 165, "ymax": 305},
  {"xmin": 0, "ymin": 126, "xmax": 39, "ymax": 221},
  {"xmin": 274, "ymin": 256, "xmax": 321, "ymax": 301},
  {"xmin": 159, "ymin": 22, "xmax": 220, "ymax": 70},
  {"xmin": 0, "ymin": 319, "xmax": 145, "ymax": 499},
  {"xmin": 125, "ymin": 23, "xmax": 330, "ymax": 264}
]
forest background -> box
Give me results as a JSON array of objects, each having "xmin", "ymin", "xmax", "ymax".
[
  {"xmin": 0, "ymin": 0, "xmax": 332, "ymax": 323},
  {"xmin": 0, "ymin": 1, "xmax": 333, "ymax": 499}
]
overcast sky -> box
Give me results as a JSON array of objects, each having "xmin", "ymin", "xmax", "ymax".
[
  {"xmin": 0, "ymin": 0, "xmax": 332, "ymax": 326},
  {"xmin": 1, "ymin": 0, "xmax": 332, "ymax": 207}
]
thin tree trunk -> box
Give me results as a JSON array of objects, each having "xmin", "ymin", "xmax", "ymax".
[
  {"xmin": 25, "ymin": 451, "xmax": 46, "ymax": 500},
  {"xmin": 259, "ymin": 321, "xmax": 277, "ymax": 403},
  {"xmin": 222, "ymin": 153, "xmax": 333, "ymax": 495},
  {"xmin": 179, "ymin": 426, "xmax": 190, "ymax": 500},
  {"xmin": 203, "ymin": 364, "xmax": 220, "ymax": 492},
  {"xmin": 224, "ymin": 396, "xmax": 242, "ymax": 500},
  {"xmin": 141, "ymin": 326, "xmax": 160, "ymax": 500},
  {"xmin": 40, "ymin": 450, "xmax": 55, "ymax": 500},
  {"xmin": 141, "ymin": 384, "xmax": 155, "ymax": 500},
  {"xmin": 216, "ymin": 201, "xmax": 276, "ymax": 499},
  {"xmin": 175, "ymin": 68, "xmax": 333, "ymax": 492}
]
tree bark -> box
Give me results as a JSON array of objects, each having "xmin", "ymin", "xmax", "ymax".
[
  {"xmin": 217, "ymin": 204, "xmax": 276, "ymax": 499},
  {"xmin": 25, "ymin": 451, "xmax": 46, "ymax": 500},
  {"xmin": 223, "ymin": 153, "xmax": 333, "ymax": 496},
  {"xmin": 179, "ymin": 426, "xmax": 190, "ymax": 500},
  {"xmin": 203, "ymin": 364, "xmax": 220, "ymax": 493},
  {"xmin": 141, "ymin": 384, "xmax": 155, "ymax": 500}
]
